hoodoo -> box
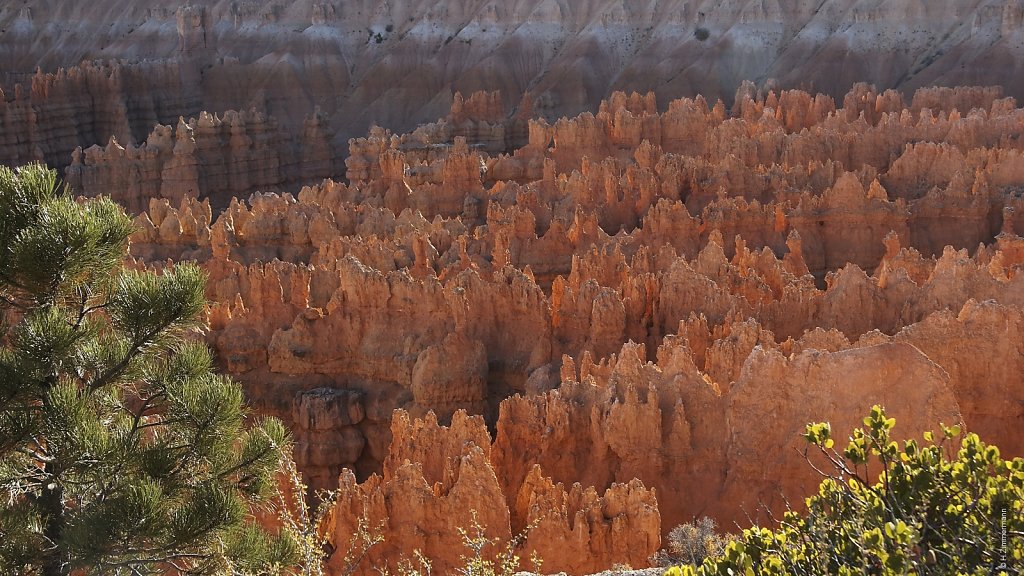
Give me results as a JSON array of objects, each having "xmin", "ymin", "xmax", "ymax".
[{"xmin": 2, "ymin": 1, "xmax": 1023, "ymax": 574}]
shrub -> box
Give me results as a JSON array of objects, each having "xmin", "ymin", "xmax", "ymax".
[
  {"xmin": 275, "ymin": 454, "xmax": 381, "ymax": 576},
  {"xmin": 372, "ymin": 511, "xmax": 541, "ymax": 576},
  {"xmin": 668, "ymin": 406, "xmax": 1024, "ymax": 575},
  {"xmin": 654, "ymin": 517, "xmax": 731, "ymax": 567}
]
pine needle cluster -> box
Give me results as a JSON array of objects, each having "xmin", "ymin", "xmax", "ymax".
[{"xmin": 0, "ymin": 164, "xmax": 297, "ymax": 575}]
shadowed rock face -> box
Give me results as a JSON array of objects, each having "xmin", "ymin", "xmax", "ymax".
[
  {"xmin": 6, "ymin": 0, "xmax": 1024, "ymax": 170},
  {"xmin": 104, "ymin": 86, "xmax": 1024, "ymax": 573}
]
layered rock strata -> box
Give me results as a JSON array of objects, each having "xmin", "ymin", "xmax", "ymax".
[
  {"xmin": 65, "ymin": 107, "xmax": 338, "ymax": 211},
  {"xmin": 110, "ymin": 86, "xmax": 1024, "ymax": 574},
  {"xmin": 5, "ymin": 3, "xmax": 1024, "ymax": 573},
  {"xmin": 0, "ymin": 60, "xmax": 201, "ymax": 169},
  {"xmin": 9, "ymin": 0, "xmax": 1024, "ymax": 172},
  {"xmin": 325, "ymin": 410, "xmax": 660, "ymax": 575}
]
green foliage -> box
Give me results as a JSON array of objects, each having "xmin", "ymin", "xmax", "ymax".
[
  {"xmin": 667, "ymin": 406, "xmax": 1024, "ymax": 576},
  {"xmin": 0, "ymin": 164, "xmax": 296, "ymax": 575}
]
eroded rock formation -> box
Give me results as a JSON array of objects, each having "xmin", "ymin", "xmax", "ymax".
[
  {"xmin": 5, "ymin": 3, "xmax": 1024, "ymax": 574},
  {"xmin": 9, "ymin": 0, "xmax": 1024, "ymax": 174},
  {"xmin": 0, "ymin": 60, "xmax": 200, "ymax": 169},
  {"xmin": 324, "ymin": 410, "xmax": 660, "ymax": 575},
  {"xmin": 65, "ymin": 107, "xmax": 338, "ymax": 211},
  {"xmin": 96, "ymin": 85, "xmax": 1024, "ymax": 573}
]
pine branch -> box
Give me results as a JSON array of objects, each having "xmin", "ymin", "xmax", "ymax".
[
  {"xmin": 217, "ymin": 443, "xmax": 278, "ymax": 482},
  {"xmin": 98, "ymin": 391, "xmax": 169, "ymax": 501},
  {"xmin": 71, "ymin": 287, "xmax": 89, "ymax": 331},
  {"xmin": 0, "ymin": 290, "xmax": 29, "ymax": 312},
  {"xmin": 88, "ymin": 324, "xmax": 174, "ymax": 391},
  {"xmin": 0, "ymin": 166, "xmax": 293, "ymax": 575},
  {"xmin": 17, "ymin": 447, "xmax": 52, "ymax": 463}
]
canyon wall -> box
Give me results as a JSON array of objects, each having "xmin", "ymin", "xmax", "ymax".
[
  {"xmin": 65, "ymin": 107, "xmax": 338, "ymax": 211},
  {"xmin": 7, "ymin": 0, "xmax": 1024, "ymax": 173},
  {"xmin": 117, "ymin": 85, "xmax": 1024, "ymax": 572},
  {"xmin": 0, "ymin": 60, "xmax": 201, "ymax": 170},
  {"xmin": 324, "ymin": 410, "xmax": 660, "ymax": 574},
  {"xmin": 6, "ymin": 3, "xmax": 1024, "ymax": 572}
]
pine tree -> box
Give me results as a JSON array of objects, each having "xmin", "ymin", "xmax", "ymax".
[{"xmin": 0, "ymin": 164, "xmax": 298, "ymax": 575}]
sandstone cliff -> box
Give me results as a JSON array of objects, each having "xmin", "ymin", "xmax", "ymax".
[
  {"xmin": 324, "ymin": 410, "xmax": 660, "ymax": 575},
  {"xmin": 100, "ymin": 86, "xmax": 1024, "ymax": 574},
  {"xmin": 5, "ymin": 2, "xmax": 1024, "ymax": 572},
  {"xmin": 0, "ymin": 60, "xmax": 201, "ymax": 169},
  {"xmin": 8, "ymin": 0, "xmax": 1024, "ymax": 172},
  {"xmin": 65, "ymin": 107, "xmax": 338, "ymax": 211}
]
